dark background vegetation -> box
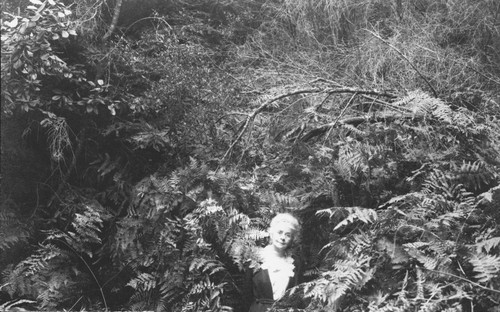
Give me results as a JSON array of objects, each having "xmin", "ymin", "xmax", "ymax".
[{"xmin": 1, "ymin": 0, "xmax": 499, "ymax": 311}]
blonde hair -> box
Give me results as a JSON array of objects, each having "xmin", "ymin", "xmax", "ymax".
[{"xmin": 269, "ymin": 213, "xmax": 301, "ymax": 242}]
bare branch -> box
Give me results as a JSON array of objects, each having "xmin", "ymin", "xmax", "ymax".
[
  {"xmin": 219, "ymin": 85, "xmax": 396, "ymax": 163},
  {"xmin": 424, "ymin": 267, "xmax": 500, "ymax": 295},
  {"xmin": 324, "ymin": 92, "xmax": 357, "ymax": 140},
  {"xmin": 360, "ymin": 95, "xmax": 412, "ymax": 113},
  {"xmin": 300, "ymin": 113, "xmax": 418, "ymax": 142}
]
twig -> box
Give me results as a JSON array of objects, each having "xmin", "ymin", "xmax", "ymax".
[
  {"xmin": 101, "ymin": 259, "xmax": 135, "ymax": 288},
  {"xmin": 324, "ymin": 86, "xmax": 396, "ymax": 98},
  {"xmin": 314, "ymin": 93, "xmax": 333, "ymax": 111},
  {"xmin": 366, "ymin": 29, "xmax": 438, "ymax": 98},
  {"xmin": 68, "ymin": 296, "xmax": 83, "ymax": 312},
  {"xmin": 30, "ymin": 184, "xmax": 41, "ymax": 218},
  {"xmin": 464, "ymin": 63, "xmax": 500, "ymax": 86},
  {"xmin": 237, "ymin": 123, "xmax": 254, "ymax": 166},
  {"xmin": 309, "ymin": 77, "xmax": 342, "ymax": 87},
  {"xmin": 324, "ymin": 92, "xmax": 357, "ymax": 141},
  {"xmin": 215, "ymin": 112, "xmax": 250, "ymax": 124}
]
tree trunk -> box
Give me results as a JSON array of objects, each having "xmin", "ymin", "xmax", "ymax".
[{"xmin": 103, "ymin": 0, "xmax": 123, "ymax": 40}]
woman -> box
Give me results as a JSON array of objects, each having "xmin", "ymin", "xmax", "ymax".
[{"xmin": 243, "ymin": 213, "xmax": 301, "ymax": 312}]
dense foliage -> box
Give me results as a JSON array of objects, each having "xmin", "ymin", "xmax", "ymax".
[{"xmin": 1, "ymin": 0, "xmax": 499, "ymax": 311}]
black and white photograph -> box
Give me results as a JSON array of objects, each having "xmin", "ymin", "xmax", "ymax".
[{"xmin": 1, "ymin": 0, "xmax": 499, "ymax": 311}]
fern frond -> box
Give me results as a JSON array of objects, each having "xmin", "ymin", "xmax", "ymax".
[
  {"xmin": 226, "ymin": 237, "xmax": 261, "ymax": 270},
  {"xmin": 129, "ymin": 289, "xmax": 154, "ymax": 310},
  {"xmin": 0, "ymin": 299, "xmax": 36, "ymax": 311},
  {"xmin": 127, "ymin": 272, "xmax": 157, "ymax": 292},
  {"xmin": 336, "ymin": 145, "xmax": 368, "ymax": 181},
  {"xmin": 425, "ymin": 211, "xmax": 464, "ymax": 229},
  {"xmin": 469, "ymin": 254, "xmax": 500, "ymax": 283},
  {"xmin": 341, "ymin": 123, "xmax": 366, "ymax": 136},
  {"xmin": 227, "ymin": 208, "xmax": 250, "ymax": 229},
  {"xmin": 400, "ymin": 90, "xmax": 474, "ymax": 129},
  {"xmin": 303, "ymin": 267, "xmax": 321, "ymax": 278},
  {"xmin": 189, "ymin": 258, "xmax": 225, "ymax": 276},
  {"xmin": 49, "ymin": 202, "xmax": 107, "ymax": 258},
  {"xmin": 198, "ymin": 198, "xmax": 223, "ymax": 215},
  {"xmin": 423, "ymin": 170, "xmax": 476, "ymax": 204},
  {"xmin": 348, "ymin": 231, "xmax": 372, "ymax": 254},
  {"xmin": 16, "ymin": 243, "xmax": 66, "ymax": 277},
  {"xmin": 305, "ymin": 256, "xmax": 372, "ymax": 307},
  {"xmin": 417, "ymin": 300, "xmax": 441, "ymax": 312},
  {"xmin": 40, "ymin": 115, "xmax": 72, "ymax": 162},
  {"xmin": 452, "ymin": 160, "xmax": 494, "ymax": 191},
  {"xmin": 243, "ymin": 227, "xmax": 269, "ymax": 241},
  {"xmin": 403, "ymin": 243, "xmax": 440, "ymax": 270},
  {"xmin": 317, "ymin": 207, "xmax": 377, "ymax": 231},
  {"xmin": 396, "ymin": 270, "xmax": 409, "ymax": 304},
  {"xmin": 0, "ymin": 208, "xmax": 30, "ymax": 251},
  {"xmin": 473, "ymin": 237, "xmax": 500, "ymax": 254},
  {"xmin": 265, "ymin": 192, "xmax": 300, "ymax": 210},
  {"xmin": 415, "ymin": 266, "xmax": 425, "ymax": 300}
]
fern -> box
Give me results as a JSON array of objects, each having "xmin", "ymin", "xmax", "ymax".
[
  {"xmin": 304, "ymin": 256, "xmax": 372, "ymax": 308},
  {"xmin": 469, "ymin": 254, "xmax": 500, "ymax": 283},
  {"xmin": 415, "ymin": 266, "xmax": 425, "ymax": 299},
  {"xmin": 341, "ymin": 123, "xmax": 366, "ymax": 136},
  {"xmin": 184, "ymin": 275, "xmax": 228, "ymax": 312},
  {"xmin": 398, "ymin": 90, "xmax": 474, "ymax": 129},
  {"xmin": 0, "ymin": 299, "xmax": 36, "ymax": 311},
  {"xmin": 111, "ymin": 161, "xmax": 262, "ymax": 311},
  {"xmin": 395, "ymin": 270, "xmax": 409, "ymax": 304},
  {"xmin": 347, "ymin": 231, "xmax": 372, "ymax": 254},
  {"xmin": 3, "ymin": 243, "xmax": 82, "ymax": 309},
  {"xmin": 473, "ymin": 237, "xmax": 500, "ymax": 254},
  {"xmin": 425, "ymin": 210, "xmax": 464, "ymax": 229},
  {"xmin": 189, "ymin": 258, "xmax": 226, "ymax": 276},
  {"xmin": 0, "ymin": 207, "xmax": 30, "ymax": 251},
  {"xmin": 317, "ymin": 206, "xmax": 377, "ymax": 231},
  {"xmin": 127, "ymin": 272, "xmax": 157, "ymax": 292},
  {"xmin": 404, "ymin": 246, "xmax": 439, "ymax": 271},
  {"xmin": 451, "ymin": 160, "xmax": 494, "ymax": 192},
  {"xmin": 40, "ymin": 115, "xmax": 72, "ymax": 162},
  {"xmin": 265, "ymin": 191, "xmax": 301, "ymax": 210},
  {"xmin": 336, "ymin": 144, "xmax": 368, "ymax": 182},
  {"xmin": 0, "ymin": 192, "xmax": 112, "ymax": 309},
  {"xmin": 227, "ymin": 208, "xmax": 250, "ymax": 229}
]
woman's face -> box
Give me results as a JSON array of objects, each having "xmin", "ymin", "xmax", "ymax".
[{"xmin": 269, "ymin": 223, "xmax": 294, "ymax": 252}]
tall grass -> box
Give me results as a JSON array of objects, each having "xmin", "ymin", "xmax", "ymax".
[{"xmin": 239, "ymin": 0, "xmax": 500, "ymax": 97}]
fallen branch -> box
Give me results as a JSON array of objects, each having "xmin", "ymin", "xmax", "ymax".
[
  {"xmin": 360, "ymin": 95, "xmax": 412, "ymax": 114},
  {"xmin": 220, "ymin": 85, "xmax": 396, "ymax": 163},
  {"xmin": 220, "ymin": 89, "xmax": 317, "ymax": 163},
  {"xmin": 300, "ymin": 113, "xmax": 418, "ymax": 142}
]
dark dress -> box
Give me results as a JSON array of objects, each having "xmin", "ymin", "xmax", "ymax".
[{"xmin": 243, "ymin": 258, "xmax": 300, "ymax": 312}]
